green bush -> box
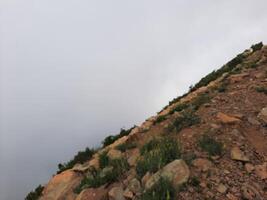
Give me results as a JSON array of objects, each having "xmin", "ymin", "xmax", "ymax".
[
  {"xmin": 25, "ymin": 185, "xmax": 44, "ymax": 200},
  {"xmin": 141, "ymin": 177, "xmax": 175, "ymax": 200},
  {"xmin": 102, "ymin": 126, "xmax": 136, "ymax": 147},
  {"xmin": 256, "ymin": 86, "xmax": 267, "ymax": 95},
  {"xmin": 251, "ymin": 42, "xmax": 263, "ymax": 52},
  {"xmin": 99, "ymin": 151, "xmax": 109, "ymax": 169},
  {"xmin": 191, "ymin": 93, "xmax": 210, "ymax": 111},
  {"xmin": 115, "ymin": 142, "xmax": 137, "ymax": 152},
  {"xmin": 57, "ymin": 147, "xmax": 95, "ymax": 174},
  {"xmin": 189, "ymin": 176, "xmax": 200, "ymax": 187},
  {"xmin": 169, "ymin": 103, "xmax": 189, "ymax": 115},
  {"xmin": 173, "ymin": 110, "xmax": 200, "ymax": 133},
  {"xmin": 199, "ymin": 135, "xmax": 223, "ymax": 156},
  {"xmin": 154, "ymin": 115, "xmax": 168, "ymax": 124},
  {"xmin": 136, "ymin": 138, "xmax": 181, "ymax": 177}
]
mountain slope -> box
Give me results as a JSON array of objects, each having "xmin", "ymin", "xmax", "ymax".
[{"xmin": 27, "ymin": 43, "xmax": 267, "ymax": 200}]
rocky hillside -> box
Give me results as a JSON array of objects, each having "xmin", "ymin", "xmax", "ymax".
[{"xmin": 26, "ymin": 43, "xmax": 267, "ymax": 200}]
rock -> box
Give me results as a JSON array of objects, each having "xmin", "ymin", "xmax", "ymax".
[
  {"xmin": 145, "ymin": 159, "xmax": 190, "ymax": 189},
  {"xmin": 226, "ymin": 193, "xmax": 238, "ymax": 200},
  {"xmin": 108, "ymin": 186, "xmax": 125, "ymax": 200},
  {"xmin": 128, "ymin": 178, "xmax": 141, "ymax": 194},
  {"xmin": 241, "ymin": 183, "xmax": 262, "ymax": 200},
  {"xmin": 217, "ymin": 184, "xmax": 227, "ymax": 194},
  {"xmin": 217, "ymin": 112, "xmax": 241, "ymax": 124},
  {"xmin": 75, "ymin": 186, "xmax": 107, "ymax": 200},
  {"xmin": 230, "ymin": 146, "xmax": 249, "ymax": 162},
  {"xmin": 88, "ymin": 156, "xmax": 100, "ymax": 170},
  {"xmin": 192, "ymin": 158, "xmax": 213, "ymax": 172},
  {"xmin": 258, "ymin": 107, "xmax": 267, "ymax": 124},
  {"xmin": 40, "ymin": 170, "xmax": 83, "ymax": 200},
  {"xmin": 127, "ymin": 149, "xmax": 140, "ymax": 167},
  {"xmin": 255, "ymin": 163, "xmax": 267, "ymax": 180},
  {"xmin": 72, "ymin": 163, "xmax": 91, "ymax": 173},
  {"xmin": 141, "ymin": 172, "xmax": 151, "ymax": 186},
  {"xmin": 248, "ymin": 117, "xmax": 261, "ymax": 126},
  {"xmin": 123, "ymin": 189, "xmax": 133, "ymax": 199},
  {"xmin": 107, "ymin": 149, "xmax": 123, "ymax": 160},
  {"xmin": 229, "ymin": 73, "xmax": 249, "ymax": 83},
  {"xmin": 245, "ymin": 163, "xmax": 255, "ymax": 173}
]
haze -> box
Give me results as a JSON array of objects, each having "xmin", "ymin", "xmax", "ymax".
[{"xmin": 1, "ymin": 1, "xmax": 267, "ymax": 199}]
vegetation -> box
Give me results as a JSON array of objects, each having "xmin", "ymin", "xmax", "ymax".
[
  {"xmin": 115, "ymin": 142, "xmax": 137, "ymax": 152},
  {"xmin": 141, "ymin": 177, "xmax": 175, "ymax": 200},
  {"xmin": 173, "ymin": 110, "xmax": 200, "ymax": 132},
  {"xmin": 189, "ymin": 176, "xmax": 200, "ymax": 187},
  {"xmin": 102, "ymin": 126, "xmax": 136, "ymax": 147},
  {"xmin": 182, "ymin": 152, "xmax": 197, "ymax": 166},
  {"xmin": 98, "ymin": 151, "xmax": 109, "ymax": 169},
  {"xmin": 199, "ymin": 135, "xmax": 223, "ymax": 156},
  {"xmin": 154, "ymin": 115, "xmax": 168, "ymax": 124},
  {"xmin": 256, "ymin": 86, "xmax": 267, "ymax": 95},
  {"xmin": 75, "ymin": 158, "xmax": 129, "ymax": 193},
  {"xmin": 217, "ymin": 81, "xmax": 228, "ymax": 93},
  {"xmin": 169, "ymin": 103, "xmax": 189, "ymax": 115},
  {"xmin": 251, "ymin": 42, "xmax": 263, "ymax": 52},
  {"xmin": 25, "ymin": 185, "xmax": 44, "ymax": 200},
  {"xmin": 136, "ymin": 138, "xmax": 181, "ymax": 177},
  {"xmin": 57, "ymin": 147, "xmax": 95, "ymax": 174}
]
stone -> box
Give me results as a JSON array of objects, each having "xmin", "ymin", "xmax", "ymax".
[
  {"xmin": 75, "ymin": 186, "xmax": 107, "ymax": 200},
  {"xmin": 128, "ymin": 178, "xmax": 141, "ymax": 194},
  {"xmin": 141, "ymin": 172, "xmax": 151, "ymax": 186},
  {"xmin": 108, "ymin": 186, "xmax": 125, "ymax": 200},
  {"xmin": 244, "ymin": 163, "xmax": 255, "ymax": 173},
  {"xmin": 72, "ymin": 163, "xmax": 91, "ymax": 173},
  {"xmin": 89, "ymin": 157, "xmax": 100, "ymax": 170},
  {"xmin": 192, "ymin": 158, "xmax": 213, "ymax": 172},
  {"xmin": 241, "ymin": 183, "xmax": 262, "ymax": 200},
  {"xmin": 145, "ymin": 159, "xmax": 190, "ymax": 189},
  {"xmin": 40, "ymin": 170, "xmax": 83, "ymax": 200},
  {"xmin": 258, "ymin": 107, "xmax": 267, "ymax": 124},
  {"xmin": 255, "ymin": 163, "xmax": 267, "ymax": 180},
  {"xmin": 248, "ymin": 117, "xmax": 261, "ymax": 126},
  {"xmin": 127, "ymin": 149, "xmax": 140, "ymax": 167},
  {"xmin": 217, "ymin": 184, "xmax": 227, "ymax": 194},
  {"xmin": 123, "ymin": 189, "xmax": 133, "ymax": 199},
  {"xmin": 107, "ymin": 149, "xmax": 123, "ymax": 160},
  {"xmin": 226, "ymin": 193, "xmax": 238, "ymax": 200},
  {"xmin": 230, "ymin": 147, "xmax": 249, "ymax": 162},
  {"xmin": 217, "ymin": 112, "xmax": 241, "ymax": 124}
]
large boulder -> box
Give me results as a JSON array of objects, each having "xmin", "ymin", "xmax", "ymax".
[
  {"xmin": 108, "ymin": 186, "xmax": 125, "ymax": 200},
  {"xmin": 145, "ymin": 159, "xmax": 190, "ymax": 190},
  {"xmin": 258, "ymin": 107, "xmax": 267, "ymax": 124},
  {"xmin": 40, "ymin": 170, "xmax": 83, "ymax": 200},
  {"xmin": 230, "ymin": 146, "xmax": 249, "ymax": 162},
  {"xmin": 75, "ymin": 186, "xmax": 107, "ymax": 200},
  {"xmin": 217, "ymin": 112, "xmax": 241, "ymax": 124},
  {"xmin": 107, "ymin": 149, "xmax": 123, "ymax": 160}
]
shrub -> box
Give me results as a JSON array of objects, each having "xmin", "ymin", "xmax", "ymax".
[
  {"xmin": 256, "ymin": 86, "xmax": 267, "ymax": 95},
  {"xmin": 189, "ymin": 176, "xmax": 200, "ymax": 187},
  {"xmin": 191, "ymin": 93, "xmax": 211, "ymax": 111},
  {"xmin": 102, "ymin": 126, "xmax": 136, "ymax": 147},
  {"xmin": 115, "ymin": 142, "xmax": 137, "ymax": 152},
  {"xmin": 99, "ymin": 151, "xmax": 109, "ymax": 169},
  {"xmin": 154, "ymin": 115, "xmax": 168, "ymax": 124},
  {"xmin": 251, "ymin": 42, "xmax": 263, "ymax": 52},
  {"xmin": 198, "ymin": 135, "xmax": 223, "ymax": 156},
  {"xmin": 57, "ymin": 147, "xmax": 95, "ymax": 174},
  {"xmin": 25, "ymin": 185, "xmax": 44, "ymax": 200},
  {"xmin": 217, "ymin": 81, "xmax": 228, "ymax": 93},
  {"xmin": 141, "ymin": 177, "xmax": 175, "ymax": 200},
  {"xmin": 182, "ymin": 152, "xmax": 197, "ymax": 166},
  {"xmin": 173, "ymin": 110, "xmax": 200, "ymax": 132},
  {"xmin": 136, "ymin": 138, "xmax": 181, "ymax": 177},
  {"xmin": 169, "ymin": 103, "xmax": 189, "ymax": 115}
]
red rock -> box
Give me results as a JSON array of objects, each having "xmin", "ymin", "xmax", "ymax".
[
  {"xmin": 75, "ymin": 186, "xmax": 107, "ymax": 200},
  {"xmin": 217, "ymin": 112, "xmax": 241, "ymax": 124}
]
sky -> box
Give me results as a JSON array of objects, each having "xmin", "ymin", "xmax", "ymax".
[{"xmin": 0, "ymin": 0, "xmax": 267, "ymax": 199}]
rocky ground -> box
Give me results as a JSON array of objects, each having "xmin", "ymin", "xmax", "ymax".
[{"xmin": 37, "ymin": 44, "xmax": 267, "ymax": 200}]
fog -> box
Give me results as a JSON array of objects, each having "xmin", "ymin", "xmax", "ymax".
[{"xmin": 1, "ymin": 0, "xmax": 267, "ymax": 199}]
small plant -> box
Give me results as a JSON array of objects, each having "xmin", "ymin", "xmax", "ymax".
[
  {"xmin": 251, "ymin": 42, "xmax": 263, "ymax": 52},
  {"xmin": 199, "ymin": 135, "xmax": 223, "ymax": 156},
  {"xmin": 189, "ymin": 176, "xmax": 200, "ymax": 187},
  {"xmin": 191, "ymin": 93, "xmax": 211, "ymax": 111},
  {"xmin": 256, "ymin": 86, "xmax": 267, "ymax": 95},
  {"xmin": 99, "ymin": 151, "xmax": 109, "ymax": 169},
  {"xmin": 154, "ymin": 115, "xmax": 168, "ymax": 124},
  {"xmin": 141, "ymin": 177, "xmax": 175, "ymax": 200},
  {"xmin": 136, "ymin": 138, "xmax": 181, "ymax": 177},
  {"xmin": 169, "ymin": 103, "xmax": 189, "ymax": 115},
  {"xmin": 182, "ymin": 152, "xmax": 197, "ymax": 166},
  {"xmin": 217, "ymin": 81, "xmax": 228, "ymax": 93},
  {"xmin": 57, "ymin": 147, "xmax": 95, "ymax": 174},
  {"xmin": 173, "ymin": 110, "xmax": 200, "ymax": 132},
  {"xmin": 115, "ymin": 142, "xmax": 137, "ymax": 152},
  {"xmin": 25, "ymin": 185, "xmax": 44, "ymax": 200},
  {"xmin": 102, "ymin": 126, "xmax": 136, "ymax": 147}
]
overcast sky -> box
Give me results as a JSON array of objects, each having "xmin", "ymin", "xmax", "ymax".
[{"xmin": 1, "ymin": 0, "xmax": 267, "ymax": 199}]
